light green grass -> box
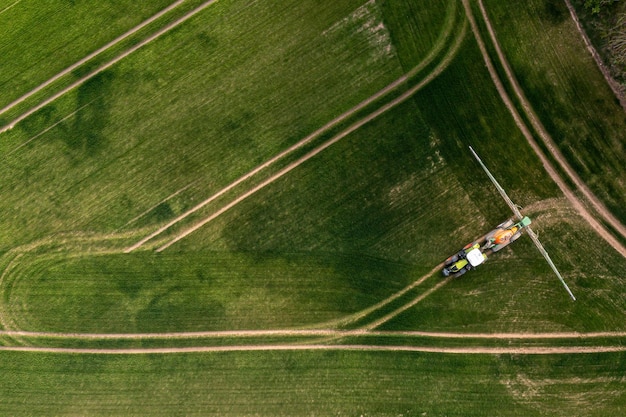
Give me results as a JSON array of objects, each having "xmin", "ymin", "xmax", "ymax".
[
  {"xmin": 0, "ymin": 0, "xmax": 174, "ymax": 109},
  {"xmin": 0, "ymin": 350, "xmax": 623, "ymax": 416}
]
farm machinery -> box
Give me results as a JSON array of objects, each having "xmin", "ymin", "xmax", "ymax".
[
  {"xmin": 442, "ymin": 216, "xmax": 531, "ymax": 277},
  {"xmin": 441, "ymin": 147, "xmax": 576, "ymax": 301}
]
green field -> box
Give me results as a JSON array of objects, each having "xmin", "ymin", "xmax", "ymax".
[{"xmin": 1, "ymin": 0, "xmax": 625, "ymax": 415}]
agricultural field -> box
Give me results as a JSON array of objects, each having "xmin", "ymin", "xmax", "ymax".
[{"xmin": 0, "ymin": 0, "xmax": 625, "ymax": 415}]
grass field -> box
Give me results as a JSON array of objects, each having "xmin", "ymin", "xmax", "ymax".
[{"xmin": 0, "ymin": 0, "xmax": 625, "ymax": 415}]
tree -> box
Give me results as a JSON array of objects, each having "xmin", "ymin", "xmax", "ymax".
[{"xmin": 584, "ymin": 0, "xmax": 620, "ymax": 14}]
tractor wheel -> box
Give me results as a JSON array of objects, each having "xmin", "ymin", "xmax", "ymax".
[
  {"xmin": 498, "ymin": 219, "xmax": 514, "ymax": 229},
  {"xmin": 491, "ymin": 244, "xmax": 504, "ymax": 252},
  {"xmin": 445, "ymin": 254, "xmax": 459, "ymax": 265}
]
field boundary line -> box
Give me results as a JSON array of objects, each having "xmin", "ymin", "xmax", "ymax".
[
  {"xmin": 0, "ymin": 0, "xmax": 186, "ymax": 117},
  {"xmin": 0, "ymin": 0, "xmax": 221, "ymax": 134},
  {"xmin": 476, "ymin": 0, "xmax": 626, "ymax": 242},
  {"xmin": 563, "ymin": 0, "xmax": 626, "ymax": 110},
  {"xmin": 0, "ymin": 343, "xmax": 623, "ymax": 355},
  {"xmin": 462, "ymin": 0, "xmax": 626, "ymax": 259},
  {"xmin": 2, "ymin": 328, "xmax": 624, "ymax": 340},
  {"xmin": 124, "ymin": 4, "xmax": 462, "ymax": 252},
  {"xmin": 155, "ymin": 18, "xmax": 468, "ymax": 251}
]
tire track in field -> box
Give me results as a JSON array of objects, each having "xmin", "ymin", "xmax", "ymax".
[
  {"xmin": 154, "ymin": 18, "xmax": 469, "ymax": 251},
  {"xmin": 0, "ymin": 0, "xmax": 185, "ymax": 118},
  {"xmin": 476, "ymin": 0, "xmax": 626, "ymax": 245},
  {"xmin": 462, "ymin": 0, "xmax": 626, "ymax": 259},
  {"xmin": 0, "ymin": 0, "xmax": 220, "ymax": 134},
  {"xmin": 124, "ymin": 3, "xmax": 463, "ymax": 252},
  {"xmin": 324, "ymin": 263, "xmax": 444, "ymax": 329},
  {"xmin": 363, "ymin": 277, "xmax": 452, "ymax": 330},
  {"xmin": 0, "ymin": 0, "xmax": 22, "ymax": 16},
  {"xmin": 0, "ymin": 343, "xmax": 623, "ymax": 355}
]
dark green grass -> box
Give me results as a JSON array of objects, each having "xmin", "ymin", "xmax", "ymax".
[
  {"xmin": 380, "ymin": 218, "xmax": 626, "ymax": 333},
  {"xmin": 6, "ymin": 251, "xmax": 417, "ymax": 333},
  {"xmin": 173, "ymin": 97, "xmax": 488, "ymax": 265},
  {"xmin": 0, "ymin": 0, "xmax": 174, "ymax": 108},
  {"xmin": 482, "ymin": 0, "xmax": 626, "ymax": 224},
  {"xmin": 0, "ymin": 350, "xmax": 623, "ymax": 416}
]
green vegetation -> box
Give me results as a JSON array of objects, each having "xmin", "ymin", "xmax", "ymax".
[
  {"xmin": 483, "ymin": 0, "xmax": 626, "ymax": 224},
  {"xmin": 7, "ymin": 251, "xmax": 417, "ymax": 333},
  {"xmin": 0, "ymin": 0, "xmax": 174, "ymax": 109},
  {"xmin": 0, "ymin": 0, "xmax": 625, "ymax": 414},
  {"xmin": 0, "ymin": 350, "xmax": 623, "ymax": 416}
]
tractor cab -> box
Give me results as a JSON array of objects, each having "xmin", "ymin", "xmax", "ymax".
[{"xmin": 442, "ymin": 243, "xmax": 487, "ymax": 277}]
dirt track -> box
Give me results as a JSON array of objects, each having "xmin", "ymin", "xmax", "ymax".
[
  {"xmin": 2, "ymin": 329, "xmax": 625, "ymax": 340},
  {"xmin": 463, "ymin": 0, "xmax": 626, "ymax": 259},
  {"xmin": 0, "ymin": 343, "xmax": 624, "ymax": 355},
  {"xmin": 126, "ymin": 11, "xmax": 466, "ymax": 252}
]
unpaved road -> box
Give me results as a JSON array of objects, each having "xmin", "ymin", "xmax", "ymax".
[
  {"xmin": 463, "ymin": 0, "xmax": 626, "ymax": 259},
  {"xmin": 2, "ymin": 329, "xmax": 624, "ymax": 340}
]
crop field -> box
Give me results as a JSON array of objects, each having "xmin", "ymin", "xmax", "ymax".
[{"xmin": 0, "ymin": 0, "xmax": 625, "ymax": 415}]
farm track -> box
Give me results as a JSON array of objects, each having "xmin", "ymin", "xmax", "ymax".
[
  {"xmin": 463, "ymin": 0, "xmax": 626, "ymax": 259},
  {"xmin": 0, "ymin": 344, "xmax": 624, "ymax": 356},
  {"xmin": 0, "ymin": 0, "xmax": 221, "ymax": 134}
]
